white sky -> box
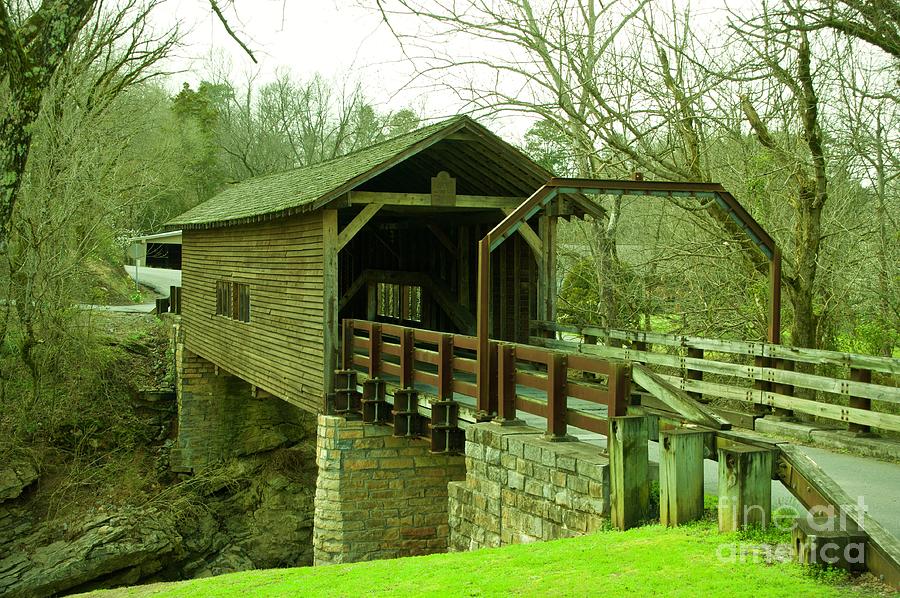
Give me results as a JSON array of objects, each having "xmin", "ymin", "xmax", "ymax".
[
  {"xmin": 153, "ymin": 0, "xmax": 757, "ymax": 140},
  {"xmin": 157, "ymin": 1, "xmax": 437, "ymax": 115}
]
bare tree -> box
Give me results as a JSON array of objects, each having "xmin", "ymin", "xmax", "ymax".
[{"xmin": 0, "ymin": 0, "xmax": 258, "ymax": 249}]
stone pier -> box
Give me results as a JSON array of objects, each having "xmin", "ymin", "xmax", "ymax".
[
  {"xmin": 171, "ymin": 328, "xmax": 312, "ymax": 472},
  {"xmin": 313, "ymin": 416, "xmax": 466, "ymax": 565}
]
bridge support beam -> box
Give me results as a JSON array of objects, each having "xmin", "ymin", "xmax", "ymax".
[
  {"xmin": 313, "ymin": 415, "xmax": 465, "ymax": 565},
  {"xmin": 659, "ymin": 430, "xmax": 708, "ymax": 526},
  {"xmin": 717, "ymin": 446, "xmax": 773, "ymax": 531},
  {"xmin": 609, "ymin": 416, "xmax": 650, "ymax": 530}
]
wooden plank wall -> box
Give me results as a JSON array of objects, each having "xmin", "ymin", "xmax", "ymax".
[{"xmin": 181, "ymin": 212, "xmax": 325, "ymax": 413}]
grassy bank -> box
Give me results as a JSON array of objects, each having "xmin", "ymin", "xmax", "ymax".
[{"xmin": 86, "ymin": 522, "xmax": 887, "ymax": 598}]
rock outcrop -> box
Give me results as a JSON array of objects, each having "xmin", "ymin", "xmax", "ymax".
[{"xmin": 0, "ymin": 390, "xmax": 317, "ymax": 598}]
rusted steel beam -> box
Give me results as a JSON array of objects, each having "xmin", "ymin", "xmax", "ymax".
[
  {"xmin": 476, "ymin": 239, "xmax": 492, "ymax": 413},
  {"xmin": 769, "ymin": 248, "xmax": 783, "ymax": 344}
]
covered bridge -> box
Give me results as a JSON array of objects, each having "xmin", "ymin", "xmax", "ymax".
[{"xmin": 166, "ymin": 115, "xmax": 582, "ymax": 413}]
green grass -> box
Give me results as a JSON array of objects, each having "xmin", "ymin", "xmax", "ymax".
[{"xmin": 87, "ymin": 522, "xmax": 881, "ymax": 598}]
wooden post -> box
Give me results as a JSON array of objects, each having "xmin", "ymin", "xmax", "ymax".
[
  {"xmin": 341, "ymin": 319, "xmax": 354, "ymax": 370},
  {"xmin": 458, "ymin": 226, "xmax": 470, "ymax": 309},
  {"xmin": 686, "ymin": 347, "xmax": 704, "ymax": 401},
  {"xmin": 717, "ymin": 446, "xmax": 773, "ymax": 532},
  {"xmin": 609, "ymin": 415, "xmax": 649, "ymax": 530},
  {"xmin": 848, "ymin": 367, "xmax": 872, "ymax": 435},
  {"xmin": 323, "ymin": 209, "xmax": 339, "ymax": 397},
  {"xmin": 366, "ymin": 281, "xmax": 377, "ymax": 320},
  {"xmin": 476, "ymin": 239, "xmax": 491, "ymax": 413},
  {"xmin": 607, "ymin": 362, "xmax": 630, "ymax": 418},
  {"xmin": 659, "ymin": 430, "xmax": 707, "ymax": 527},
  {"xmin": 582, "ymin": 333, "xmax": 597, "ymax": 380},
  {"xmin": 437, "ymin": 333, "xmax": 453, "ymax": 400},
  {"xmin": 369, "ymin": 323, "xmax": 382, "ymax": 378},
  {"xmin": 400, "ymin": 328, "xmax": 414, "ymax": 389},
  {"xmin": 537, "ymin": 211, "xmax": 557, "ymax": 333},
  {"xmin": 546, "ymin": 352, "xmax": 568, "ymax": 439},
  {"xmin": 496, "ymin": 343, "xmax": 518, "ymax": 423}
]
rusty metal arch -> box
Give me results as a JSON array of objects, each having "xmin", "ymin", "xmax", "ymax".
[{"xmin": 475, "ymin": 178, "xmax": 782, "ymax": 410}]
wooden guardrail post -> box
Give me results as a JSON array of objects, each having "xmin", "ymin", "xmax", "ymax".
[
  {"xmin": 608, "ymin": 362, "xmax": 630, "ymax": 418},
  {"xmin": 496, "ymin": 343, "xmax": 518, "ymax": 424},
  {"xmin": 717, "ymin": 446, "xmax": 773, "ymax": 532},
  {"xmin": 849, "ymin": 367, "xmax": 872, "ymax": 435},
  {"xmin": 582, "ymin": 332, "xmax": 597, "ymax": 380},
  {"xmin": 753, "ymin": 355, "xmax": 774, "ymax": 416},
  {"xmin": 546, "ymin": 352, "xmax": 568, "ymax": 440},
  {"xmin": 369, "ymin": 323, "xmax": 382, "ymax": 378},
  {"xmin": 437, "ymin": 333, "xmax": 453, "ymax": 400},
  {"xmin": 609, "ymin": 415, "xmax": 650, "ymax": 530},
  {"xmin": 659, "ymin": 430, "xmax": 707, "ymax": 526},
  {"xmin": 400, "ymin": 328, "xmax": 414, "ymax": 389},
  {"xmin": 686, "ymin": 347, "xmax": 704, "ymax": 401}
]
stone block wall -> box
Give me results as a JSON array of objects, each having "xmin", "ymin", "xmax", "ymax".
[
  {"xmin": 313, "ymin": 415, "xmax": 466, "ymax": 565},
  {"xmin": 171, "ymin": 326, "xmax": 313, "ymax": 471},
  {"xmin": 449, "ymin": 423, "xmax": 609, "ymax": 551}
]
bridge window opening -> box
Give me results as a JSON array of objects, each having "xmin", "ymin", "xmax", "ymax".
[
  {"xmin": 216, "ymin": 280, "xmax": 251, "ymax": 322},
  {"xmin": 377, "ymin": 283, "xmax": 421, "ymax": 323}
]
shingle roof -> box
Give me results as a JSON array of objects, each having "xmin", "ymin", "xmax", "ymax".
[{"xmin": 167, "ymin": 116, "xmax": 471, "ymax": 229}]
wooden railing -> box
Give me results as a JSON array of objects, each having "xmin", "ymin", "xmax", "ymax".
[
  {"xmin": 341, "ymin": 319, "xmax": 631, "ymax": 437},
  {"xmin": 531, "ymin": 321, "xmax": 900, "ymax": 434}
]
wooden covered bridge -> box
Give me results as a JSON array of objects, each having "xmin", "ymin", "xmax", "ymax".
[{"xmin": 166, "ymin": 116, "xmax": 900, "ymax": 585}]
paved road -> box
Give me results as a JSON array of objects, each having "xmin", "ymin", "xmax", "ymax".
[
  {"xmin": 77, "ymin": 303, "xmax": 156, "ymax": 313},
  {"xmin": 123, "ymin": 265, "xmax": 181, "ymax": 296}
]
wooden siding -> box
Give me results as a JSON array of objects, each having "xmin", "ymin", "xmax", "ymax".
[{"xmin": 182, "ymin": 212, "xmax": 325, "ymax": 413}]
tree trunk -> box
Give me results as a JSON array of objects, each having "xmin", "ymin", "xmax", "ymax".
[{"xmin": 788, "ymin": 184, "xmax": 822, "ymax": 349}]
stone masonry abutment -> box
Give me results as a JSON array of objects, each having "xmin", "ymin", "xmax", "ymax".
[
  {"xmin": 449, "ymin": 423, "xmax": 610, "ymax": 550},
  {"xmin": 171, "ymin": 327, "xmax": 313, "ymax": 472}
]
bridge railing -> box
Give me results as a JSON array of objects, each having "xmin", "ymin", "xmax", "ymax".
[
  {"xmin": 341, "ymin": 319, "xmax": 630, "ymax": 438},
  {"xmin": 531, "ymin": 321, "xmax": 900, "ymax": 434}
]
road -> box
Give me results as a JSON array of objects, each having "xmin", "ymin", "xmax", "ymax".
[{"xmin": 123, "ymin": 265, "xmax": 181, "ymax": 296}]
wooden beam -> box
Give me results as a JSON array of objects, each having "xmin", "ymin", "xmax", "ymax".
[
  {"xmin": 632, "ymin": 364, "xmax": 731, "ymax": 430},
  {"xmin": 458, "ymin": 226, "xmax": 470, "ymax": 309},
  {"xmin": 537, "ymin": 211, "xmax": 557, "ymax": 323},
  {"xmin": 427, "ymin": 224, "xmax": 457, "ymax": 254},
  {"xmin": 567, "ymin": 194, "xmax": 606, "ymax": 221},
  {"xmin": 779, "ymin": 445, "xmax": 900, "ymax": 588},
  {"xmin": 339, "ymin": 271, "xmax": 369, "ymax": 310},
  {"xmin": 322, "ymin": 209, "xmax": 339, "ymax": 398},
  {"xmin": 337, "ymin": 202, "xmax": 382, "ymax": 251},
  {"xmin": 501, "ymin": 208, "xmax": 542, "ymax": 257},
  {"xmin": 350, "ymin": 190, "xmax": 526, "ymax": 209}
]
